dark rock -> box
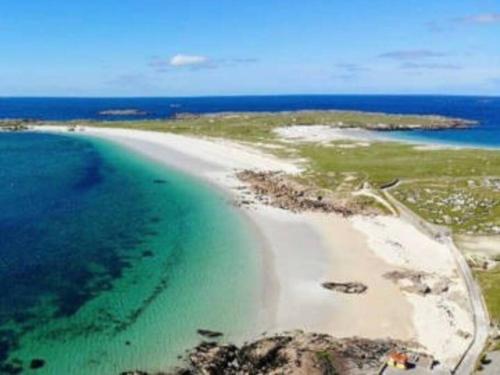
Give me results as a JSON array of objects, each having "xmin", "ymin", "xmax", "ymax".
[
  {"xmin": 153, "ymin": 179, "xmax": 168, "ymax": 184},
  {"xmin": 322, "ymin": 282, "xmax": 368, "ymax": 294},
  {"xmin": 29, "ymin": 359, "xmax": 45, "ymax": 370},
  {"xmin": 197, "ymin": 329, "xmax": 224, "ymax": 338},
  {"xmin": 0, "ymin": 362, "xmax": 23, "ymax": 375},
  {"xmin": 142, "ymin": 250, "xmax": 154, "ymax": 258}
]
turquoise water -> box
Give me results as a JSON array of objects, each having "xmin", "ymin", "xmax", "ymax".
[{"xmin": 0, "ymin": 132, "xmax": 260, "ymax": 374}]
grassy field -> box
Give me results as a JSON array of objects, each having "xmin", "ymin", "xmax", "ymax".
[
  {"xmin": 293, "ymin": 142, "xmax": 500, "ymax": 234},
  {"xmin": 28, "ymin": 109, "xmax": 473, "ymax": 143},
  {"xmin": 477, "ymin": 267, "xmax": 500, "ymax": 324},
  {"xmin": 393, "ymin": 179, "xmax": 500, "ymax": 234}
]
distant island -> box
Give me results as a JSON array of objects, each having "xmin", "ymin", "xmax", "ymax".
[
  {"xmin": 172, "ymin": 110, "xmax": 476, "ymax": 131},
  {"xmin": 98, "ymin": 109, "xmax": 147, "ymax": 116}
]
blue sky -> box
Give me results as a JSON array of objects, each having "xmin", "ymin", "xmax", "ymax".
[{"xmin": 1, "ymin": 0, "xmax": 499, "ymax": 96}]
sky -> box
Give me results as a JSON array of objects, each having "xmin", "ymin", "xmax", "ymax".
[{"xmin": 0, "ymin": 0, "xmax": 500, "ymax": 96}]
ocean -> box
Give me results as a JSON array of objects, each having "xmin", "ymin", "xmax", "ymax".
[
  {"xmin": 1, "ymin": 95, "xmax": 499, "ymax": 147},
  {"xmin": 0, "ymin": 132, "xmax": 260, "ymax": 374}
]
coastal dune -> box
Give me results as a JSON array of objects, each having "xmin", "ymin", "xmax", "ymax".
[{"xmin": 36, "ymin": 126, "xmax": 474, "ymax": 371}]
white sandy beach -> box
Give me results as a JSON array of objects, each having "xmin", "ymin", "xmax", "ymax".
[{"xmin": 35, "ymin": 125, "xmax": 474, "ymax": 371}]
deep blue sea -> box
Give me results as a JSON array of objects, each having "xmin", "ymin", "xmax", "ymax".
[{"xmin": 1, "ymin": 95, "xmax": 499, "ymax": 147}]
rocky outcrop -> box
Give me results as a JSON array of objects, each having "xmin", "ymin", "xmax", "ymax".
[
  {"xmin": 236, "ymin": 171, "xmax": 356, "ymax": 216},
  {"xmin": 0, "ymin": 119, "xmax": 36, "ymax": 131},
  {"xmin": 122, "ymin": 331, "xmax": 430, "ymax": 375},
  {"xmin": 384, "ymin": 270, "xmax": 451, "ymax": 296},
  {"xmin": 169, "ymin": 331, "xmax": 427, "ymax": 375},
  {"xmin": 322, "ymin": 282, "xmax": 368, "ymax": 294}
]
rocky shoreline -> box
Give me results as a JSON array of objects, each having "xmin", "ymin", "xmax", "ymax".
[
  {"xmin": 122, "ymin": 331, "xmax": 433, "ymax": 375},
  {"xmin": 0, "ymin": 119, "xmax": 37, "ymax": 131},
  {"xmin": 236, "ymin": 171, "xmax": 355, "ymax": 216}
]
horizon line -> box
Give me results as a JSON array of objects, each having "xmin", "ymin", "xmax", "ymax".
[{"xmin": 1, "ymin": 93, "xmax": 499, "ymax": 99}]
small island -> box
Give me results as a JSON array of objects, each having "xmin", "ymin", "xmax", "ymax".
[{"xmin": 98, "ymin": 109, "xmax": 147, "ymax": 116}]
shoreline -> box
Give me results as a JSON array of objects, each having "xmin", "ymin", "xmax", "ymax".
[
  {"xmin": 34, "ymin": 125, "xmax": 475, "ymax": 371},
  {"xmin": 274, "ymin": 123, "xmax": 500, "ymax": 151}
]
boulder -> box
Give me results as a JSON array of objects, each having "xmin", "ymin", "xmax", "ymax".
[
  {"xmin": 197, "ymin": 329, "xmax": 224, "ymax": 339},
  {"xmin": 322, "ymin": 282, "xmax": 368, "ymax": 294}
]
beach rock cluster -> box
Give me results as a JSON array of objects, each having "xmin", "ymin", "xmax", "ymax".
[
  {"xmin": 236, "ymin": 170, "xmax": 354, "ymax": 216},
  {"xmin": 0, "ymin": 119, "xmax": 35, "ymax": 131},
  {"xmin": 160, "ymin": 331, "xmax": 428, "ymax": 375},
  {"xmin": 321, "ymin": 282, "xmax": 368, "ymax": 294},
  {"xmin": 122, "ymin": 330, "xmax": 433, "ymax": 375},
  {"xmin": 384, "ymin": 270, "xmax": 451, "ymax": 296}
]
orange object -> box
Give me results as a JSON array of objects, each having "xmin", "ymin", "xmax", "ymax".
[{"xmin": 387, "ymin": 352, "xmax": 409, "ymax": 369}]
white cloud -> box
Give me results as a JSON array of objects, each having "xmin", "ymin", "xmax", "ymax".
[
  {"xmin": 454, "ymin": 13, "xmax": 500, "ymax": 25},
  {"xmin": 400, "ymin": 62, "xmax": 462, "ymax": 70},
  {"xmin": 379, "ymin": 49, "xmax": 447, "ymax": 60},
  {"xmin": 169, "ymin": 54, "xmax": 209, "ymax": 67},
  {"xmin": 149, "ymin": 54, "xmax": 258, "ymax": 73}
]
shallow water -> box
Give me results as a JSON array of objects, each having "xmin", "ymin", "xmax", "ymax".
[{"xmin": 0, "ymin": 132, "xmax": 260, "ymax": 374}]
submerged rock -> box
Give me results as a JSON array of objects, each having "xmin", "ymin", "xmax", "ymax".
[
  {"xmin": 29, "ymin": 358, "xmax": 45, "ymax": 370},
  {"xmin": 142, "ymin": 250, "xmax": 155, "ymax": 258},
  {"xmin": 153, "ymin": 179, "xmax": 168, "ymax": 184}
]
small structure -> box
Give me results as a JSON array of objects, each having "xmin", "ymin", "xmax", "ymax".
[{"xmin": 387, "ymin": 352, "xmax": 409, "ymax": 370}]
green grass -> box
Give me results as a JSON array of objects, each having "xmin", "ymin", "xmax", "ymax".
[
  {"xmin": 60, "ymin": 117, "xmax": 279, "ymax": 143},
  {"xmin": 393, "ymin": 180, "xmax": 499, "ymax": 234},
  {"xmin": 477, "ymin": 267, "xmax": 500, "ymax": 324},
  {"xmin": 315, "ymin": 351, "xmax": 339, "ymax": 375},
  {"xmin": 293, "ymin": 142, "xmax": 500, "ymax": 233},
  {"xmin": 32, "ymin": 109, "xmax": 472, "ymax": 143},
  {"xmin": 297, "ymin": 142, "xmax": 500, "ymax": 188}
]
